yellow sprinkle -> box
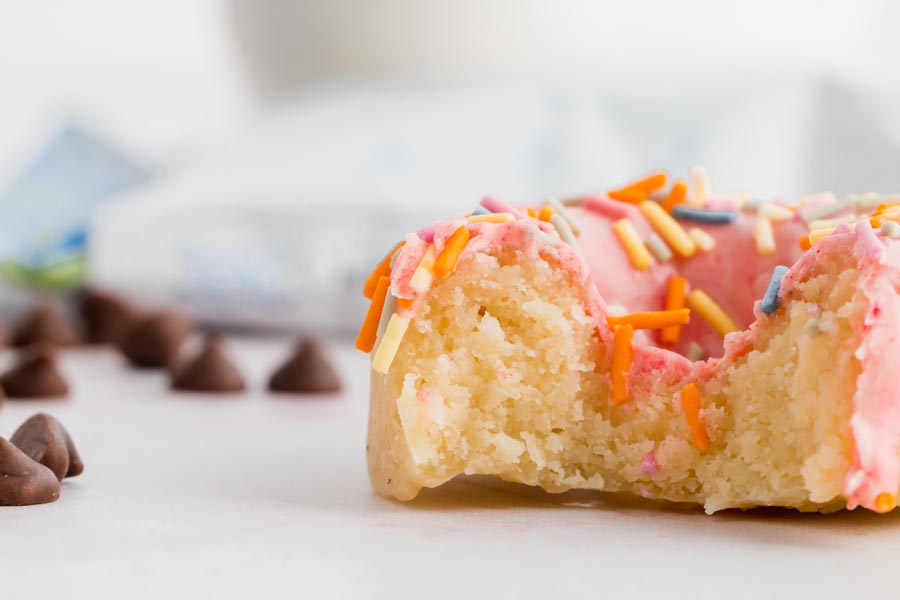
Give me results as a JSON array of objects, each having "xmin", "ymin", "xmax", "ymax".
[
  {"xmin": 808, "ymin": 214, "xmax": 857, "ymax": 230},
  {"xmin": 754, "ymin": 216, "xmax": 776, "ymax": 256},
  {"xmin": 638, "ymin": 201, "xmax": 697, "ymax": 257},
  {"xmin": 372, "ymin": 314, "xmax": 410, "ymax": 374},
  {"xmin": 689, "ymin": 289, "xmax": 738, "ymax": 336},
  {"xmin": 689, "ymin": 164, "xmax": 712, "ymax": 205},
  {"xmin": 467, "ymin": 213, "xmax": 515, "ymax": 224},
  {"xmin": 408, "ymin": 246, "xmax": 436, "ymax": 293},
  {"xmin": 612, "ymin": 218, "xmax": 653, "ymax": 270},
  {"xmin": 759, "ymin": 202, "xmax": 794, "ymax": 223},
  {"xmin": 808, "ymin": 225, "xmax": 843, "ymax": 245},
  {"xmin": 688, "ymin": 227, "xmax": 716, "ymax": 252}
]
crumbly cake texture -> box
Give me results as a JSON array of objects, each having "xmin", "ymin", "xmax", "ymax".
[{"xmin": 361, "ymin": 172, "xmax": 900, "ymax": 513}]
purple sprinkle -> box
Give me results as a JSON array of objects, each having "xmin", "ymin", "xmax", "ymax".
[{"xmin": 480, "ymin": 195, "xmax": 526, "ymax": 219}]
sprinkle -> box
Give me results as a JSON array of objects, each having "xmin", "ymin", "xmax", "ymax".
[
  {"xmin": 880, "ymin": 221, "xmax": 900, "ymax": 239},
  {"xmin": 759, "ymin": 202, "xmax": 794, "ymax": 223},
  {"xmin": 607, "ymin": 308, "xmax": 690, "ymax": 330},
  {"xmin": 525, "ymin": 207, "xmax": 537, "ymax": 218},
  {"xmin": 804, "ymin": 318, "xmax": 821, "ymax": 337},
  {"xmin": 644, "ymin": 232, "xmax": 672, "ymax": 262},
  {"xmin": 356, "ymin": 276, "xmax": 391, "ymax": 352},
  {"xmin": 671, "ymin": 205, "xmax": 737, "ymax": 224},
  {"xmin": 480, "ymin": 195, "xmax": 526, "ymax": 219},
  {"xmin": 688, "ymin": 228, "xmax": 716, "ymax": 252},
  {"xmin": 468, "ymin": 212, "xmax": 515, "ymax": 224},
  {"xmin": 689, "ymin": 165, "xmax": 712, "ymax": 204},
  {"xmin": 661, "ymin": 181, "xmax": 688, "ymax": 213},
  {"xmin": 639, "ymin": 201, "xmax": 697, "ymax": 257},
  {"xmin": 875, "ymin": 492, "xmax": 896, "ymax": 513},
  {"xmin": 538, "ymin": 205, "xmax": 555, "ymax": 222},
  {"xmin": 547, "ymin": 197, "xmax": 581, "ymax": 234},
  {"xmin": 808, "ymin": 214, "xmax": 857, "ymax": 230},
  {"xmin": 408, "ymin": 246, "xmax": 436, "ymax": 293},
  {"xmin": 607, "ymin": 189, "xmax": 646, "ymax": 204},
  {"xmin": 560, "ymin": 195, "xmax": 583, "ymax": 207},
  {"xmin": 685, "ymin": 342, "xmax": 706, "ymax": 362},
  {"xmin": 550, "ymin": 214, "xmax": 580, "ymax": 250},
  {"xmin": 800, "ymin": 199, "xmax": 852, "ymax": 224},
  {"xmin": 433, "ymin": 226, "xmax": 470, "ymax": 278},
  {"xmin": 611, "ymin": 324, "xmax": 633, "ymax": 405},
  {"xmin": 689, "ymin": 289, "xmax": 738, "ymax": 336},
  {"xmin": 808, "ymin": 226, "xmax": 839, "ymax": 246},
  {"xmin": 363, "ymin": 241, "xmax": 404, "ymax": 298},
  {"xmin": 583, "ymin": 194, "xmax": 631, "ymax": 219},
  {"xmin": 372, "ymin": 314, "xmax": 410, "ymax": 374},
  {"xmin": 680, "ymin": 383, "xmax": 710, "ymax": 451},
  {"xmin": 396, "ymin": 297, "xmax": 414, "ymax": 309},
  {"xmin": 660, "ymin": 277, "xmax": 687, "ymax": 346},
  {"xmin": 760, "ymin": 265, "xmax": 789, "ymax": 315},
  {"xmin": 377, "ymin": 292, "xmax": 398, "ymax": 339},
  {"xmin": 850, "ymin": 192, "xmax": 893, "ymax": 211},
  {"xmin": 754, "ymin": 216, "xmax": 776, "ymax": 256},
  {"xmin": 740, "ymin": 198, "xmax": 764, "ymax": 212},
  {"xmin": 799, "ymin": 236, "xmax": 811, "ymax": 251},
  {"xmin": 471, "ymin": 205, "xmax": 491, "ymax": 216},
  {"xmin": 615, "ymin": 171, "xmax": 668, "ymax": 197},
  {"xmin": 612, "ymin": 218, "xmax": 653, "ymax": 270}
]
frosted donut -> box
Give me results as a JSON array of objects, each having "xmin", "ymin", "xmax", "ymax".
[{"xmin": 359, "ymin": 170, "xmax": 900, "ymax": 513}]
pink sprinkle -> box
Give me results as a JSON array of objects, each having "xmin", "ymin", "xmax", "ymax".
[
  {"xmin": 704, "ymin": 199, "xmax": 738, "ymax": 211},
  {"xmin": 640, "ymin": 451, "xmax": 659, "ymax": 476},
  {"xmin": 582, "ymin": 194, "xmax": 631, "ymax": 220},
  {"xmin": 856, "ymin": 219, "xmax": 885, "ymax": 263},
  {"xmin": 417, "ymin": 387, "xmax": 434, "ymax": 404},
  {"xmin": 417, "ymin": 223, "xmax": 439, "ymax": 243},
  {"xmin": 480, "ymin": 195, "xmax": 526, "ymax": 219}
]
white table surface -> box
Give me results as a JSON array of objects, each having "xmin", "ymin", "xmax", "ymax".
[{"xmin": 1, "ymin": 337, "xmax": 898, "ymax": 599}]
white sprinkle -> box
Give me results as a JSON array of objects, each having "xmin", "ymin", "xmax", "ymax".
[
  {"xmin": 376, "ymin": 293, "xmax": 398, "ymax": 340},
  {"xmin": 754, "ymin": 216, "xmax": 776, "ymax": 256},
  {"xmin": 808, "ymin": 214, "xmax": 857, "ymax": 230},
  {"xmin": 606, "ymin": 304, "xmax": 629, "ymax": 317},
  {"xmin": 408, "ymin": 246, "xmax": 436, "ymax": 293},
  {"xmin": 880, "ymin": 221, "xmax": 900, "ymax": 239},
  {"xmin": 688, "ymin": 227, "xmax": 716, "ymax": 252},
  {"xmin": 547, "ymin": 196, "xmax": 581, "ymax": 235},
  {"xmin": 689, "ymin": 164, "xmax": 712, "ymax": 204},
  {"xmin": 644, "ymin": 232, "xmax": 673, "ymax": 262},
  {"xmin": 560, "ymin": 195, "xmax": 584, "ymax": 207},
  {"xmin": 550, "ymin": 213, "xmax": 580, "ymax": 252},
  {"xmin": 759, "ymin": 202, "xmax": 794, "ymax": 223},
  {"xmin": 800, "ymin": 199, "xmax": 853, "ymax": 224},
  {"xmin": 849, "ymin": 192, "xmax": 900, "ymax": 211},
  {"xmin": 740, "ymin": 198, "xmax": 764, "ymax": 212}
]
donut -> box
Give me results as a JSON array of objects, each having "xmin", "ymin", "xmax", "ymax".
[{"xmin": 358, "ymin": 167, "xmax": 900, "ymax": 513}]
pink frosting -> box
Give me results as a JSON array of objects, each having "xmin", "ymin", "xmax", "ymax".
[{"xmin": 388, "ymin": 198, "xmax": 900, "ymax": 512}]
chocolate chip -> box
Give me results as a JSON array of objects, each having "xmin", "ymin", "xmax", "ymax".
[
  {"xmin": 78, "ymin": 289, "xmax": 141, "ymax": 345},
  {"xmin": 171, "ymin": 335, "xmax": 245, "ymax": 393},
  {"xmin": 0, "ymin": 437, "xmax": 60, "ymax": 506},
  {"xmin": 10, "ymin": 413, "xmax": 83, "ymax": 481},
  {"xmin": 13, "ymin": 302, "xmax": 79, "ymax": 347},
  {"xmin": 120, "ymin": 311, "xmax": 192, "ymax": 368},
  {"xmin": 1, "ymin": 344, "xmax": 70, "ymax": 398},
  {"xmin": 268, "ymin": 337, "xmax": 342, "ymax": 394}
]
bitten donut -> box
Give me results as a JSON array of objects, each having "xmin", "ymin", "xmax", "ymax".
[{"xmin": 359, "ymin": 167, "xmax": 900, "ymax": 514}]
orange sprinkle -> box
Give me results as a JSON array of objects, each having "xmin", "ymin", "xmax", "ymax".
[
  {"xmin": 538, "ymin": 205, "xmax": 555, "ymax": 222},
  {"xmin": 363, "ymin": 241, "xmax": 404, "ymax": 299},
  {"xmin": 660, "ymin": 277, "xmax": 687, "ymax": 346},
  {"xmin": 397, "ymin": 297, "xmax": 414, "ymax": 310},
  {"xmin": 680, "ymin": 383, "xmax": 710, "ymax": 451},
  {"xmin": 526, "ymin": 207, "xmax": 537, "ymax": 218},
  {"xmin": 870, "ymin": 217, "xmax": 882, "ymax": 229},
  {"xmin": 799, "ymin": 236, "xmax": 811, "ymax": 251},
  {"xmin": 611, "ymin": 324, "xmax": 633, "ymax": 405},
  {"xmin": 607, "ymin": 189, "xmax": 647, "ymax": 204},
  {"xmin": 355, "ymin": 276, "xmax": 390, "ymax": 352},
  {"xmin": 662, "ymin": 181, "xmax": 688, "ymax": 213},
  {"xmin": 607, "ymin": 308, "xmax": 690, "ymax": 330},
  {"xmin": 433, "ymin": 226, "xmax": 470, "ymax": 278},
  {"xmin": 617, "ymin": 171, "xmax": 668, "ymax": 195},
  {"xmin": 875, "ymin": 492, "xmax": 896, "ymax": 513}
]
